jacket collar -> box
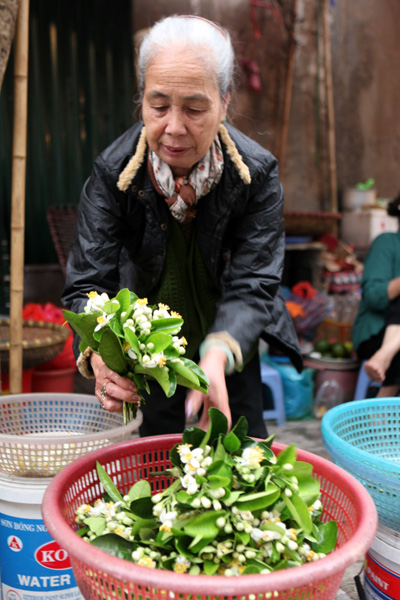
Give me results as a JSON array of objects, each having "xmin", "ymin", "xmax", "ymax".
[{"xmin": 117, "ymin": 124, "xmax": 251, "ymax": 192}]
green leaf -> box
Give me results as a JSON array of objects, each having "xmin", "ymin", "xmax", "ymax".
[
  {"xmin": 128, "ymin": 497, "xmax": 154, "ymax": 519},
  {"xmin": 168, "ymin": 359, "xmax": 200, "ymax": 386},
  {"xmin": 223, "ymin": 431, "xmax": 241, "ymax": 453},
  {"xmin": 176, "ymin": 490, "xmax": 191, "ymax": 504},
  {"xmin": 276, "ymin": 444, "xmax": 297, "ymax": 467},
  {"xmin": 174, "ymin": 372, "xmax": 208, "ymax": 394},
  {"xmin": 230, "ymin": 416, "xmax": 248, "ymax": 442},
  {"xmin": 96, "ymin": 461, "xmax": 123, "ymax": 503},
  {"xmin": 183, "ymin": 510, "xmax": 226, "ymax": 539},
  {"xmin": 169, "ymin": 443, "xmax": 182, "ymax": 469},
  {"xmin": 127, "ymin": 480, "xmax": 151, "ymax": 502},
  {"xmin": 146, "ymin": 332, "xmax": 174, "ymax": 353},
  {"xmin": 222, "ymin": 490, "xmax": 243, "ymax": 506},
  {"xmin": 76, "ymin": 526, "xmax": 89, "ymax": 537},
  {"xmin": 124, "ymin": 326, "xmax": 141, "ymax": 356},
  {"xmin": 90, "ymin": 534, "xmax": 134, "ymax": 561},
  {"xmin": 151, "ymin": 317, "xmax": 183, "ymax": 334},
  {"xmin": 235, "ymin": 531, "xmax": 250, "ymax": 546},
  {"xmin": 115, "ymin": 288, "xmax": 132, "ymax": 314},
  {"xmin": 242, "ymin": 558, "xmax": 271, "ymax": 574},
  {"xmin": 208, "ymin": 407, "xmax": 228, "ymax": 444},
  {"xmin": 62, "ymin": 310, "xmax": 100, "ymax": 349},
  {"xmin": 207, "ymin": 461, "xmax": 232, "ymax": 490},
  {"xmin": 189, "ymin": 565, "xmax": 201, "ymax": 575},
  {"xmin": 235, "ymin": 486, "xmax": 280, "ymax": 511},
  {"xmin": 134, "ymin": 364, "xmax": 174, "ymax": 397},
  {"xmin": 99, "ymin": 328, "xmax": 128, "ymax": 375},
  {"xmin": 131, "ymin": 517, "xmax": 157, "ymax": 536},
  {"xmin": 291, "ymin": 461, "xmax": 314, "ymax": 477},
  {"xmin": 85, "ymin": 516, "xmax": 106, "ymax": 536},
  {"xmin": 109, "ymin": 317, "xmax": 123, "ymax": 338},
  {"xmin": 138, "ymin": 527, "xmax": 156, "ymax": 541},
  {"xmin": 296, "ymin": 474, "xmax": 320, "ymax": 507},
  {"xmin": 182, "ymin": 426, "xmax": 207, "ymax": 449},
  {"xmin": 313, "ymin": 520, "xmax": 338, "ymax": 553},
  {"xmin": 103, "ymin": 299, "xmax": 120, "ymax": 315},
  {"xmin": 204, "ymin": 561, "xmax": 220, "ymax": 575},
  {"xmin": 214, "ymin": 438, "xmax": 227, "ymax": 462},
  {"xmin": 174, "ymin": 536, "xmax": 203, "ymax": 562},
  {"xmin": 180, "ymin": 357, "xmax": 209, "ymax": 387},
  {"xmin": 282, "ymin": 491, "xmax": 313, "ymax": 535}
]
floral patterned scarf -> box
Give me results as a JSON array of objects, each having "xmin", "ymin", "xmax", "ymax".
[{"xmin": 148, "ymin": 137, "xmax": 224, "ymax": 223}]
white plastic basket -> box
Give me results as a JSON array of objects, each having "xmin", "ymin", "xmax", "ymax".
[{"xmin": 0, "ymin": 393, "xmax": 141, "ymax": 477}]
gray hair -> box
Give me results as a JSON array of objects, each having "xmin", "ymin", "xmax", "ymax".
[{"xmin": 137, "ymin": 15, "xmax": 235, "ymax": 101}]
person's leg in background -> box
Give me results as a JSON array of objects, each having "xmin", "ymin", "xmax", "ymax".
[{"xmin": 364, "ymin": 296, "xmax": 400, "ymax": 390}]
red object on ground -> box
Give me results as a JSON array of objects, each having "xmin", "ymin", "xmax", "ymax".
[
  {"xmin": 292, "ymin": 280, "xmax": 318, "ymax": 299},
  {"xmin": 22, "ymin": 303, "xmax": 76, "ymax": 370},
  {"xmin": 1, "ymin": 368, "xmax": 34, "ymax": 393}
]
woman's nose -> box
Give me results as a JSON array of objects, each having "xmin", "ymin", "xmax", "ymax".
[{"xmin": 165, "ymin": 109, "xmax": 187, "ymax": 136}]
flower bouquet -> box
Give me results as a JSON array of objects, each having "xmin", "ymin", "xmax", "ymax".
[
  {"xmin": 75, "ymin": 408, "xmax": 337, "ymax": 576},
  {"xmin": 62, "ymin": 289, "xmax": 209, "ymax": 422}
]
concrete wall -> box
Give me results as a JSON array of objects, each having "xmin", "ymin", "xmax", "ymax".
[{"xmin": 132, "ymin": 0, "xmax": 400, "ymax": 213}]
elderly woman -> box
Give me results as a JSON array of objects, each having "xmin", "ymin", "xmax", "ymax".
[{"xmin": 62, "ymin": 15, "xmax": 302, "ymax": 437}]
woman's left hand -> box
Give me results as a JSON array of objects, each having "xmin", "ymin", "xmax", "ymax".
[
  {"xmin": 185, "ymin": 347, "xmax": 231, "ymax": 430},
  {"xmin": 91, "ymin": 352, "xmax": 141, "ymax": 412}
]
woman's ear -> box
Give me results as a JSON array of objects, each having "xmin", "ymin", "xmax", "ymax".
[{"xmin": 221, "ymin": 92, "xmax": 231, "ymax": 120}]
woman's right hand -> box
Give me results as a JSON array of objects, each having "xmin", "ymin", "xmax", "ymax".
[
  {"xmin": 185, "ymin": 346, "xmax": 232, "ymax": 431},
  {"xmin": 90, "ymin": 352, "xmax": 141, "ymax": 412}
]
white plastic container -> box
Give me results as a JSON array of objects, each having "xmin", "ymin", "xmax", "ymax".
[
  {"xmin": 364, "ymin": 524, "xmax": 400, "ymax": 600},
  {"xmin": 342, "ymin": 187, "xmax": 376, "ymax": 211},
  {"xmin": 340, "ymin": 208, "xmax": 398, "ymax": 247},
  {"xmin": 0, "ymin": 473, "xmax": 82, "ymax": 599}
]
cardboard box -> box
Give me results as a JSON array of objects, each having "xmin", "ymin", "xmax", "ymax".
[{"xmin": 340, "ymin": 209, "xmax": 398, "ymax": 247}]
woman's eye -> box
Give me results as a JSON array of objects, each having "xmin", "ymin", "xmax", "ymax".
[
  {"xmin": 153, "ymin": 106, "xmax": 168, "ymax": 112},
  {"xmin": 187, "ymin": 108, "xmax": 204, "ymax": 115}
]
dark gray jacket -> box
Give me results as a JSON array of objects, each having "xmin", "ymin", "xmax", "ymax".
[{"xmin": 62, "ymin": 121, "xmax": 302, "ymax": 371}]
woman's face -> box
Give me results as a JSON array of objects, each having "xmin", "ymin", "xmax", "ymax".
[{"xmin": 142, "ymin": 46, "xmax": 229, "ymax": 177}]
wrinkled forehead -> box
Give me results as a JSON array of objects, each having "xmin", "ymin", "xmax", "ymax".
[{"xmin": 145, "ymin": 42, "xmax": 217, "ymax": 85}]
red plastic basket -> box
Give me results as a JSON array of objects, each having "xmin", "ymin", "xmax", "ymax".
[{"xmin": 42, "ymin": 435, "xmax": 378, "ymax": 600}]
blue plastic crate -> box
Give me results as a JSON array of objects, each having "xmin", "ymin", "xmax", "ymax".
[{"xmin": 321, "ymin": 398, "xmax": 400, "ymax": 531}]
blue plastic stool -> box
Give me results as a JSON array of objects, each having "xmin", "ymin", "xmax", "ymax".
[
  {"xmin": 353, "ymin": 360, "xmax": 381, "ymax": 400},
  {"xmin": 260, "ymin": 362, "xmax": 286, "ymax": 426}
]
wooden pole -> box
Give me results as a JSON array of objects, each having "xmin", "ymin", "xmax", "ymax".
[
  {"xmin": 9, "ymin": 0, "xmax": 29, "ymax": 394},
  {"xmin": 322, "ymin": 0, "xmax": 338, "ymax": 215},
  {"xmin": 278, "ymin": 0, "xmax": 297, "ymax": 182}
]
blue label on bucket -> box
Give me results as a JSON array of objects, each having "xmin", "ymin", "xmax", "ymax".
[{"xmin": 0, "ymin": 512, "xmax": 82, "ymax": 600}]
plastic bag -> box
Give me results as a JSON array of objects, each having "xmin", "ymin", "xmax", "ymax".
[
  {"xmin": 313, "ymin": 380, "xmax": 343, "ymax": 419},
  {"xmin": 286, "ymin": 292, "xmax": 328, "ymax": 340},
  {"xmin": 265, "ymin": 357, "xmax": 315, "ymax": 420}
]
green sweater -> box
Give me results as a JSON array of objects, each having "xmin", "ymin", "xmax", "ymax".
[
  {"xmin": 353, "ymin": 230, "xmax": 400, "ymax": 349},
  {"xmin": 148, "ymin": 216, "xmax": 220, "ymax": 359}
]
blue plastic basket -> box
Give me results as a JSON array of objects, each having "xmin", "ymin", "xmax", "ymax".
[{"xmin": 321, "ymin": 398, "xmax": 400, "ymax": 531}]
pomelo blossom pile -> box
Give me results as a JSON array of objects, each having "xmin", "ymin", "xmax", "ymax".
[
  {"xmin": 62, "ymin": 288, "xmax": 209, "ymax": 422},
  {"xmin": 74, "ymin": 408, "xmax": 337, "ymax": 576}
]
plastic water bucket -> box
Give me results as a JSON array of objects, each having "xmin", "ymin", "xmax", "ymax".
[
  {"xmin": 364, "ymin": 524, "xmax": 400, "ymax": 599},
  {"xmin": 0, "ymin": 473, "xmax": 82, "ymax": 599}
]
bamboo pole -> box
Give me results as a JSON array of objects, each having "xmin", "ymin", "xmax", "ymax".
[
  {"xmin": 9, "ymin": 0, "xmax": 29, "ymax": 394},
  {"xmin": 322, "ymin": 0, "xmax": 338, "ymax": 215},
  {"xmin": 278, "ymin": 0, "xmax": 297, "ymax": 182}
]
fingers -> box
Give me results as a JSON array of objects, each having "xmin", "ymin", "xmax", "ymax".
[
  {"xmin": 91, "ymin": 355, "xmax": 140, "ymax": 412},
  {"xmin": 185, "ymin": 389, "xmax": 205, "ymax": 421}
]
